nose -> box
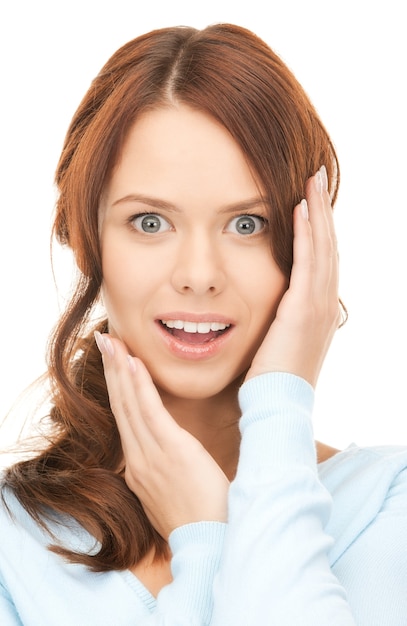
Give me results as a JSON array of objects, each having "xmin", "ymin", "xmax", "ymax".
[{"xmin": 171, "ymin": 232, "xmax": 226, "ymax": 296}]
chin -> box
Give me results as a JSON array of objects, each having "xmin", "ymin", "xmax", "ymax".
[{"xmin": 155, "ymin": 370, "xmax": 245, "ymax": 402}]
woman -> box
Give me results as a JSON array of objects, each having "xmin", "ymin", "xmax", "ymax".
[{"xmin": 1, "ymin": 23, "xmax": 406, "ymax": 625}]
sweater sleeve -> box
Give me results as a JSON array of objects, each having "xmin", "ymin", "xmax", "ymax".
[
  {"xmin": 211, "ymin": 372, "xmax": 356, "ymax": 625},
  {"xmin": 149, "ymin": 521, "xmax": 226, "ymax": 625}
]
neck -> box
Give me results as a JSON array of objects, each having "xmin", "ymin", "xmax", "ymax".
[{"xmin": 158, "ymin": 382, "xmax": 242, "ymax": 481}]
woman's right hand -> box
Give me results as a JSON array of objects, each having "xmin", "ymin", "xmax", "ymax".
[
  {"xmin": 246, "ymin": 166, "xmax": 341, "ymax": 389},
  {"xmin": 95, "ymin": 332, "xmax": 229, "ymax": 540}
]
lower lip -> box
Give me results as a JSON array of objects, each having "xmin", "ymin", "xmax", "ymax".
[{"xmin": 155, "ymin": 322, "xmax": 234, "ymax": 361}]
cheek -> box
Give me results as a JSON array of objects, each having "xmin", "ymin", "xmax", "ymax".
[
  {"xmin": 254, "ymin": 278, "xmax": 287, "ymax": 339},
  {"xmin": 247, "ymin": 275, "xmax": 287, "ymax": 359},
  {"xmin": 235, "ymin": 251, "xmax": 287, "ymax": 318},
  {"xmin": 100, "ymin": 245, "xmax": 146, "ymax": 314},
  {"xmin": 259, "ymin": 271, "xmax": 288, "ymax": 314}
]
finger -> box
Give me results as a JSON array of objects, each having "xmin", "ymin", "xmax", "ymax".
[
  {"xmin": 306, "ymin": 171, "xmax": 334, "ymax": 267},
  {"xmin": 318, "ymin": 171, "xmax": 339, "ymax": 299},
  {"xmin": 127, "ymin": 355, "xmax": 184, "ymax": 447},
  {"xmin": 95, "ymin": 333, "xmax": 153, "ymax": 453},
  {"xmin": 96, "ymin": 333, "xmax": 180, "ymax": 446},
  {"xmin": 285, "ymin": 198, "xmax": 314, "ymax": 305},
  {"xmin": 306, "ymin": 169, "xmax": 339, "ymax": 299}
]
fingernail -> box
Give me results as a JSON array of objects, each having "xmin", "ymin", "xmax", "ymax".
[
  {"xmin": 300, "ymin": 198, "xmax": 309, "ymax": 220},
  {"xmin": 94, "ymin": 330, "xmax": 105, "ymax": 354},
  {"xmin": 315, "ymin": 170, "xmax": 323, "ymax": 194},
  {"xmin": 319, "ymin": 165, "xmax": 328, "ymax": 192},
  {"xmin": 94, "ymin": 331, "xmax": 114, "ymax": 357}
]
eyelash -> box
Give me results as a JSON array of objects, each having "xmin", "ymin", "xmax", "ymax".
[
  {"xmin": 128, "ymin": 212, "xmax": 172, "ymax": 234},
  {"xmin": 226, "ymin": 214, "xmax": 267, "ymax": 236},
  {"xmin": 127, "ymin": 212, "xmax": 268, "ymax": 236}
]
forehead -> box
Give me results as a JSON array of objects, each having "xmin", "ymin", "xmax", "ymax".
[{"xmin": 105, "ymin": 104, "xmax": 262, "ymax": 207}]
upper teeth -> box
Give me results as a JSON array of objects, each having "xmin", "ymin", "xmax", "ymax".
[{"xmin": 161, "ymin": 320, "xmax": 230, "ymax": 334}]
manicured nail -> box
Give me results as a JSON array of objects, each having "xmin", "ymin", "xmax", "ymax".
[
  {"xmin": 94, "ymin": 330, "xmax": 114, "ymax": 357},
  {"xmin": 300, "ymin": 198, "xmax": 309, "ymax": 220},
  {"xmin": 94, "ymin": 330, "xmax": 105, "ymax": 354},
  {"xmin": 315, "ymin": 170, "xmax": 323, "ymax": 194},
  {"xmin": 319, "ymin": 165, "xmax": 328, "ymax": 192}
]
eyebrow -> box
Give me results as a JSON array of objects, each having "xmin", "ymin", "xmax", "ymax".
[{"xmin": 111, "ymin": 194, "xmax": 268, "ymax": 214}]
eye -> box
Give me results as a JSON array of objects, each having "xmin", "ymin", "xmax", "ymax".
[
  {"xmin": 130, "ymin": 213, "xmax": 171, "ymax": 234},
  {"xmin": 226, "ymin": 214, "xmax": 266, "ymax": 236}
]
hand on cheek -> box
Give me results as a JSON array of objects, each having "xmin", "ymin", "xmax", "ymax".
[
  {"xmin": 246, "ymin": 166, "xmax": 341, "ymax": 388},
  {"xmin": 94, "ymin": 332, "xmax": 229, "ymax": 539}
]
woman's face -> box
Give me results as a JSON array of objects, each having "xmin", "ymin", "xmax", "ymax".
[{"xmin": 100, "ymin": 104, "xmax": 287, "ymax": 400}]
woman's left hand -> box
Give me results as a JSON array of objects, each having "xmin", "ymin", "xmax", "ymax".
[
  {"xmin": 246, "ymin": 167, "xmax": 341, "ymax": 388},
  {"xmin": 95, "ymin": 333, "xmax": 230, "ymax": 540}
]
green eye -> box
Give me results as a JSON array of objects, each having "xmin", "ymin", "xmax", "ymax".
[
  {"xmin": 131, "ymin": 213, "xmax": 171, "ymax": 234},
  {"xmin": 227, "ymin": 215, "xmax": 265, "ymax": 235}
]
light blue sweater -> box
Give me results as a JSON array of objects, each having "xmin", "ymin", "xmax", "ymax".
[{"xmin": 1, "ymin": 373, "xmax": 407, "ymax": 625}]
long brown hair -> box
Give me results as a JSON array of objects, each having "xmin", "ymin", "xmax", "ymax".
[{"xmin": 3, "ymin": 23, "xmax": 339, "ymax": 571}]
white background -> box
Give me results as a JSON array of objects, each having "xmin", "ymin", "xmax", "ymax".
[{"xmin": 1, "ymin": 0, "xmax": 406, "ymax": 464}]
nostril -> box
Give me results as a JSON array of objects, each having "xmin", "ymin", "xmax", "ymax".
[{"xmin": 171, "ymin": 256, "xmax": 226, "ymax": 295}]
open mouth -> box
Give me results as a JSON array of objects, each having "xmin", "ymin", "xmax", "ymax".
[{"xmin": 159, "ymin": 319, "xmax": 232, "ymax": 344}]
